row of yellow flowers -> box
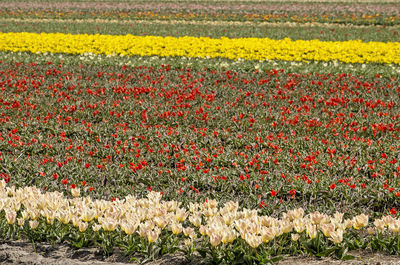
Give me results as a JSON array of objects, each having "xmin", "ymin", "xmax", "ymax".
[{"xmin": 0, "ymin": 32, "xmax": 399, "ymax": 64}]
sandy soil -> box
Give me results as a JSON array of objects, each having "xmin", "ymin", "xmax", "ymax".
[
  {"xmin": 0, "ymin": 240, "xmax": 400, "ymax": 265},
  {"xmin": 0, "ymin": 241, "xmax": 188, "ymax": 265}
]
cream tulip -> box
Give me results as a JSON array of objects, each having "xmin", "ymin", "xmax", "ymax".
[
  {"xmin": 147, "ymin": 228, "xmax": 161, "ymax": 243},
  {"xmin": 101, "ymin": 218, "xmax": 118, "ymax": 231},
  {"xmin": 120, "ymin": 221, "xmax": 138, "ymax": 235},
  {"xmin": 5, "ymin": 209, "xmax": 16, "ymax": 225},
  {"xmin": 209, "ymin": 233, "xmax": 222, "ymax": 247},
  {"xmin": 291, "ymin": 233, "xmax": 300, "ymax": 241},
  {"xmin": 29, "ymin": 220, "xmax": 39, "ymax": 230},
  {"xmin": 329, "ymin": 229, "xmax": 343, "ymax": 244},
  {"xmin": 170, "ymin": 222, "xmax": 183, "ymax": 235},
  {"xmin": 320, "ymin": 223, "xmax": 335, "ymax": 238},
  {"xmin": 175, "ymin": 208, "xmax": 188, "ymax": 222},
  {"xmin": 261, "ymin": 227, "xmax": 275, "ymax": 243},
  {"xmin": 306, "ymin": 224, "xmax": 317, "ymax": 239},
  {"xmin": 353, "ymin": 214, "xmax": 368, "ymax": 230},
  {"xmin": 78, "ymin": 221, "xmax": 88, "ymax": 232},
  {"xmin": 189, "ymin": 214, "xmax": 202, "ymax": 227},
  {"xmin": 71, "ymin": 187, "xmax": 80, "ymax": 198}
]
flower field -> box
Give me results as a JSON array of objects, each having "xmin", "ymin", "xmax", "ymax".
[{"xmin": 0, "ymin": 0, "xmax": 400, "ymax": 263}]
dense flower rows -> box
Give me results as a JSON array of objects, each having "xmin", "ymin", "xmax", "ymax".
[
  {"xmin": 1, "ymin": 2, "xmax": 400, "ymax": 25},
  {"xmin": 0, "ymin": 32, "xmax": 399, "ymax": 64},
  {"xmin": 1, "ymin": 0, "xmax": 400, "ymax": 262},
  {"xmin": 4, "ymin": 17, "xmax": 395, "ymax": 28},
  {"xmin": 2, "ymin": 1, "xmax": 400, "ymax": 14},
  {"xmin": 0, "ymin": 61, "xmax": 399, "ymax": 215}
]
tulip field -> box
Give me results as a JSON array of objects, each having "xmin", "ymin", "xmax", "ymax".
[{"xmin": 0, "ymin": 0, "xmax": 400, "ymax": 263}]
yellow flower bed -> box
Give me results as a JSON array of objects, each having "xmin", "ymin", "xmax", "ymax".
[{"xmin": 0, "ymin": 32, "xmax": 399, "ymax": 64}]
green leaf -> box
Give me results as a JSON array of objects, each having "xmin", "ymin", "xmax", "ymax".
[
  {"xmin": 129, "ymin": 257, "xmax": 140, "ymax": 263},
  {"xmin": 341, "ymin": 255, "xmax": 356, "ymax": 261},
  {"xmin": 232, "ymin": 257, "xmax": 245, "ymax": 265},
  {"xmin": 270, "ymin": 256, "xmax": 284, "ymax": 262},
  {"xmin": 342, "ymin": 246, "xmax": 349, "ymax": 257},
  {"xmin": 198, "ymin": 248, "xmax": 207, "ymax": 258},
  {"xmin": 317, "ymin": 247, "xmax": 337, "ymax": 257}
]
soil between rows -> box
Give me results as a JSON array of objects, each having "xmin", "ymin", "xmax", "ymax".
[{"xmin": 0, "ymin": 240, "xmax": 399, "ymax": 265}]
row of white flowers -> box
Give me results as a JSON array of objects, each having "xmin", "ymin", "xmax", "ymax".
[{"xmin": 1, "ymin": 180, "xmax": 397, "ymax": 250}]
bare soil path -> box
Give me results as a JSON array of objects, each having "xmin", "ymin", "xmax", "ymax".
[{"xmin": 1, "ymin": 240, "xmax": 400, "ymax": 265}]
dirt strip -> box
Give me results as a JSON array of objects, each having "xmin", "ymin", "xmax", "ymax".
[
  {"xmin": 0, "ymin": 240, "xmax": 189, "ymax": 265},
  {"xmin": 0, "ymin": 18, "xmax": 397, "ymax": 29},
  {"xmin": 1, "ymin": 240, "xmax": 400, "ymax": 265}
]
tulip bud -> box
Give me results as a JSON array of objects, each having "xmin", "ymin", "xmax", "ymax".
[
  {"xmin": 29, "ymin": 220, "xmax": 39, "ymax": 230},
  {"xmin": 310, "ymin": 211, "xmax": 329, "ymax": 225},
  {"xmin": 293, "ymin": 218, "xmax": 305, "ymax": 233},
  {"xmin": 137, "ymin": 224, "xmax": 149, "ymax": 238},
  {"xmin": 333, "ymin": 212, "xmax": 344, "ymax": 224},
  {"xmin": 306, "ymin": 224, "xmax": 317, "ymax": 239},
  {"xmin": 280, "ymin": 220, "xmax": 293, "ymax": 234},
  {"xmin": 291, "ymin": 233, "xmax": 300, "ymax": 241},
  {"xmin": 147, "ymin": 228, "xmax": 160, "ymax": 243},
  {"xmin": 183, "ymin": 227, "xmax": 195, "ymax": 238},
  {"xmin": 175, "ymin": 208, "xmax": 188, "ymax": 222},
  {"xmin": 388, "ymin": 220, "xmax": 400, "ymax": 233},
  {"xmin": 189, "ymin": 202, "xmax": 199, "ymax": 213},
  {"xmin": 199, "ymin": 225, "xmax": 207, "ymax": 236},
  {"xmin": 93, "ymin": 224, "xmax": 102, "ymax": 232},
  {"xmin": 374, "ymin": 219, "xmax": 385, "ymax": 232},
  {"xmin": 287, "ymin": 208, "xmax": 304, "ymax": 221},
  {"xmin": 17, "ymin": 217, "xmax": 25, "ymax": 226},
  {"xmin": 0, "ymin": 179, "xmax": 6, "ymax": 189},
  {"xmin": 170, "ymin": 222, "xmax": 183, "ymax": 235},
  {"xmin": 344, "ymin": 218, "xmax": 354, "ymax": 229},
  {"xmin": 5, "ymin": 210, "xmax": 16, "ymax": 225},
  {"xmin": 184, "ymin": 238, "xmax": 193, "ymax": 247},
  {"xmin": 71, "ymin": 187, "xmax": 80, "ymax": 198},
  {"xmin": 222, "ymin": 212, "xmax": 235, "ymax": 226},
  {"xmin": 353, "ymin": 214, "xmax": 368, "ymax": 230},
  {"xmin": 81, "ymin": 208, "xmax": 97, "ymax": 222},
  {"xmin": 367, "ymin": 227, "xmax": 375, "ymax": 235},
  {"xmin": 78, "ymin": 221, "xmax": 89, "ymax": 232}
]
